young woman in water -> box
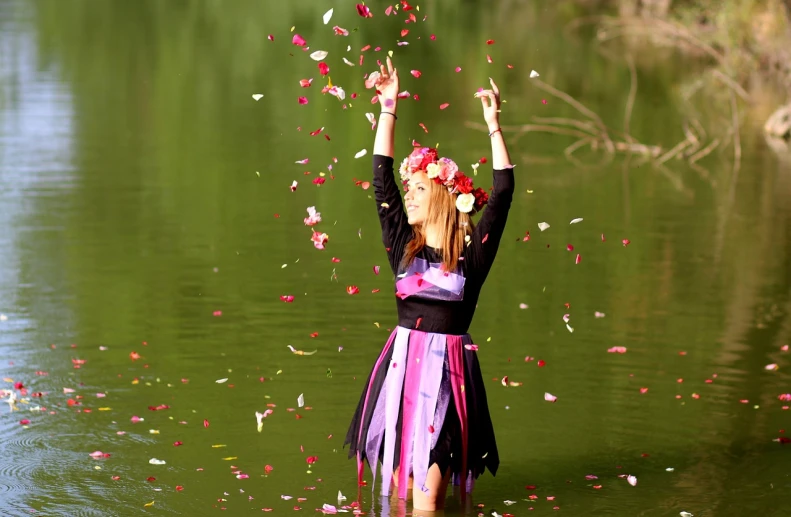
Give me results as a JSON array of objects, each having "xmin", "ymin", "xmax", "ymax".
[{"xmin": 345, "ymin": 56, "xmax": 515, "ymax": 512}]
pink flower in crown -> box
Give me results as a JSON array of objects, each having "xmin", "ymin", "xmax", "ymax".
[
  {"xmin": 406, "ymin": 148, "xmax": 426, "ymax": 171},
  {"xmin": 436, "ymin": 157, "xmax": 458, "ymax": 185}
]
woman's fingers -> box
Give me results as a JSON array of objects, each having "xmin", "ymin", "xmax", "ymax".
[
  {"xmin": 479, "ymin": 94, "xmax": 490, "ymax": 109},
  {"xmin": 489, "ymin": 78, "xmax": 500, "ymax": 97},
  {"xmin": 386, "ymin": 56, "xmax": 394, "ymax": 75}
]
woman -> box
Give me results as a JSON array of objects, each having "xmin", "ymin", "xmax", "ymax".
[{"xmin": 345, "ymin": 57, "xmax": 515, "ymax": 512}]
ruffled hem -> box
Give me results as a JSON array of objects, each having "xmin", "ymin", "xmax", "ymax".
[{"xmin": 344, "ymin": 326, "xmax": 499, "ymax": 498}]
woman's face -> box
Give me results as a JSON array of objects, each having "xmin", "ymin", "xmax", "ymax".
[{"xmin": 404, "ymin": 170, "xmax": 431, "ymax": 226}]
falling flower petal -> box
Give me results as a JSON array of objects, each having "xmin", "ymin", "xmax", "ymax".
[
  {"xmin": 607, "ymin": 346, "xmax": 627, "ymax": 354},
  {"xmin": 149, "ymin": 458, "xmax": 166, "ymax": 465},
  {"xmin": 299, "ymin": 79, "xmax": 313, "ymax": 88},
  {"xmin": 439, "ymin": 103, "xmax": 450, "ymax": 110},
  {"xmin": 298, "ymin": 97, "xmax": 309, "ymax": 105},
  {"xmin": 544, "ymin": 392, "xmax": 557, "ymax": 402},
  {"xmin": 310, "ymin": 51, "xmax": 329, "ymax": 61},
  {"xmin": 410, "ymin": 70, "xmax": 422, "ymax": 78},
  {"xmin": 538, "ymin": 222, "xmax": 550, "ymax": 231},
  {"xmin": 322, "ymin": 8, "xmax": 333, "ymax": 24},
  {"xmin": 252, "ymin": 94, "xmax": 264, "ymax": 101},
  {"xmin": 215, "ymin": 378, "xmax": 228, "ymax": 384},
  {"xmin": 570, "ymin": 217, "xmax": 583, "ymax": 224},
  {"xmin": 766, "ymin": 363, "xmax": 779, "ymax": 371},
  {"xmin": 318, "ymin": 62, "xmax": 330, "ymax": 76},
  {"xmin": 595, "ymin": 311, "xmax": 606, "ymax": 318},
  {"xmin": 298, "ymin": 394, "xmax": 305, "ymax": 408},
  {"xmin": 292, "ymin": 34, "xmax": 306, "ymax": 47},
  {"xmin": 575, "ymin": 254, "xmax": 581, "ymax": 264},
  {"xmin": 530, "ymin": 70, "xmax": 540, "ymax": 78},
  {"xmin": 355, "ymin": 149, "xmax": 368, "ymax": 159},
  {"xmin": 356, "ymin": 4, "xmax": 372, "ymax": 18},
  {"xmin": 627, "ymin": 475, "xmax": 637, "ymax": 486}
]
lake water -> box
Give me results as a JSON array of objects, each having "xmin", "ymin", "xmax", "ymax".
[{"xmin": 1, "ymin": 0, "xmax": 790, "ymax": 515}]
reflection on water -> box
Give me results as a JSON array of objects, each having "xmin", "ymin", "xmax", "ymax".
[{"xmin": 1, "ymin": 0, "xmax": 790, "ymax": 515}]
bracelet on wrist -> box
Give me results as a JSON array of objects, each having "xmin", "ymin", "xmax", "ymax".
[
  {"xmin": 380, "ymin": 111, "xmax": 397, "ymax": 120},
  {"xmin": 488, "ymin": 127, "xmax": 502, "ymax": 137}
]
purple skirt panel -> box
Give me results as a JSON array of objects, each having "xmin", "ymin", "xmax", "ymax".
[{"xmin": 344, "ymin": 326, "xmax": 499, "ymax": 498}]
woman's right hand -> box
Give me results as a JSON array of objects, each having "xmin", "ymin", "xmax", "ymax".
[{"xmin": 375, "ymin": 56, "xmax": 399, "ymax": 112}]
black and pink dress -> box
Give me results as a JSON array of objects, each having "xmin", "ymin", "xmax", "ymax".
[{"xmin": 345, "ymin": 154, "xmax": 515, "ymax": 498}]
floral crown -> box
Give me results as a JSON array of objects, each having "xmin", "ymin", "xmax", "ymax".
[{"xmin": 398, "ymin": 147, "xmax": 489, "ymax": 214}]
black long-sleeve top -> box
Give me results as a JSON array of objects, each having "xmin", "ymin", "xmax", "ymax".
[{"xmin": 373, "ymin": 154, "xmax": 515, "ymax": 335}]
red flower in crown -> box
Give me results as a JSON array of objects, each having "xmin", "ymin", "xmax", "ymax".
[
  {"xmin": 472, "ymin": 187, "xmax": 489, "ymax": 210},
  {"xmin": 455, "ymin": 175, "xmax": 474, "ymax": 195}
]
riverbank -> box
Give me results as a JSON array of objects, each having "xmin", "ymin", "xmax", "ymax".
[{"xmin": 566, "ymin": 0, "xmax": 791, "ymax": 158}]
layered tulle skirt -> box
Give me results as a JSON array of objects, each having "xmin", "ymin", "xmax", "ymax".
[{"xmin": 344, "ymin": 326, "xmax": 499, "ymax": 498}]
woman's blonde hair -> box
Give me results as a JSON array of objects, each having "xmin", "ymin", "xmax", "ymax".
[{"xmin": 402, "ymin": 180, "xmax": 475, "ymax": 273}]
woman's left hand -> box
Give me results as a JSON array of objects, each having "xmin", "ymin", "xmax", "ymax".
[{"xmin": 476, "ymin": 78, "xmax": 501, "ymax": 128}]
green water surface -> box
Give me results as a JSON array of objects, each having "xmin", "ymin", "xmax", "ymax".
[{"xmin": 1, "ymin": 1, "xmax": 790, "ymax": 516}]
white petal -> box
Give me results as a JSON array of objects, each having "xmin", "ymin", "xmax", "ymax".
[
  {"xmin": 322, "ymin": 8, "xmax": 333, "ymax": 24},
  {"xmin": 342, "ymin": 57, "xmax": 355, "ymax": 67},
  {"xmin": 149, "ymin": 458, "xmax": 166, "ymax": 465},
  {"xmin": 627, "ymin": 475, "xmax": 637, "ymax": 486},
  {"xmin": 354, "ymin": 149, "xmax": 368, "ymax": 159},
  {"xmin": 538, "ymin": 222, "xmax": 550, "ymax": 231},
  {"xmin": 566, "ymin": 323, "xmax": 574, "ymax": 333},
  {"xmin": 680, "ymin": 512, "xmax": 693, "ymax": 517},
  {"xmin": 365, "ymin": 113, "xmax": 376, "ymax": 124},
  {"xmin": 570, "ymin": 217, "xmax": 583, "ymax": 224},
  {"xmin": 530, "ymin": 70, "xmax": 540, "ymax": 78},
  {"xmin": 666, "ymin": 467, "xmax": 675, "ymax": 472},
  {"xmin": 297, "ymin": 393, "xmax": 305, "ymax": 408},
  {"xmin": 337, "ymin": 491, "xmax": 347, "ymax": 502},
  {"xmin": 310, "ymin": 50, "xmax": 329, "ymax": 61},
  {"xmin": 252, "ymin": 94, "xmax": 264, "ymax": 101},
  {"xmin": 215, "ymin": 378, "xmax": 228, "ymax": 383}
]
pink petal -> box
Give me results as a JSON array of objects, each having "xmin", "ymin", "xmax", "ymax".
[{"xmin": 544, "ymin": 392, "xmax": 557, "ymax": 402}]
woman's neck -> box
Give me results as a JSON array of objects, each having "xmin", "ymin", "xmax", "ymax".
[{"xmin": 423, "ymin": 224, "xmax": 443, "ymax": 249}]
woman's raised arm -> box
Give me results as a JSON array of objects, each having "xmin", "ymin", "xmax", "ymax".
[
  {"xmin": 371, "ymin": 57, "xmax": 411, "ymax": 273},
  {"xmin": 466, "ymin": 79, "xmax": 516, "ymax": 275}
]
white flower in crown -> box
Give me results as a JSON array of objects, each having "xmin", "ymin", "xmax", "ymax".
[
  {"xmin": 455, "ymin": 192, "xmax": 475, "ymax": 213},
  {"xmin": 425, "ymin": 163, "xmax": 441, "ymax": 179},
  {"xmin": 398, "ymin": 158, "xmax": 410, "ymax": 182}
]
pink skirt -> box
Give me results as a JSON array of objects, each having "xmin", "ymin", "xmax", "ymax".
[{"xmin": 344, "ymin": 326, "xmax": 499, "ymax": 498}]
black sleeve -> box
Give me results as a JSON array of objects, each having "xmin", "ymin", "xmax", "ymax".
[
  {"xmin": 372, "ymin": 154, "xmax": 413, "ymax": 274},
  {"xmin": 464, "ymin": 167, "xmax": 516, "ymax": 277}
]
